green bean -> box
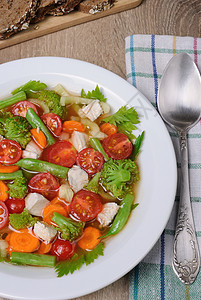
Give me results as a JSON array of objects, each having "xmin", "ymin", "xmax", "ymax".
[
  {"xmin": 0, "ymin": 170, "xmax": 23, "ymax": 180},
  {"xmin": 0, "ymin": 91, "xmax": 26, "ymax": 109},
  {"xmin": 100, "ymin": 194, "xmax": 134, "ymax": 239},
  {"xmin": 90, "ymin": 138, "xmax": 109, "ymax": 161},
  {"xmin": 11, "ymin": 252, "xmax": 56, "ymax": 267},
  {"xmin": 26, "ymin": 108, "xmax": 55, "ymax": 145},
  {"xmin": 16, "ymin": 159, "xmax": 69, "ymax": 179},
  {"xmin": 85, "ymin": 172, "xmax": 101, "ymax": 193}
]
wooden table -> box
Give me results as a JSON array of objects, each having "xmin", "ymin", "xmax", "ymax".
[{"xmin": 0, "ymin": 0, "xmax": 200, "ymax": 299}]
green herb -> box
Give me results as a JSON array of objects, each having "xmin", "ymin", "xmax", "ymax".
[
  {"xmin": 101, "ymin": 159, "xmax": 139, "ymax": 198},
  {"xmin": 81, "ymin": 85, "xmax": 107, "ymax": 102},
  {"xmin": 9, "ymin": 209, "xmax": 38, "ymax": 230},
  {"xmin": 102, "ymin": 106, "xmax": 139, "ymax": 139},
  {"xmin": 12, "ymin": 80, "xmax": 47, "ymax": 95},
  {"xmin": 8, "ymin": 176, "xmax": 28, "ymax": 199},
  {"xmin": 55, "ymin": 243, "xmax": 104, "ymax": 277}
]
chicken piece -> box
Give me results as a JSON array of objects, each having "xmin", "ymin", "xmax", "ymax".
[
  {"xmin": 59, "ymin": 183, "xmax": 74, "ymax": 202},
  {"xmin": 22, "ymin": 140, "xmax": 42, "ymax": 159},
  {"xmin": 22, "ymin": 150, "xmax": 39, "ymax": 159},
  {"xmin": 81, "ymin": 100, "xmax": 103, "ymax": 121},
  {"xmin": 97, "ymin": 202, "xmax": 119, "ymax": 227},
  {"xmin": 68, "ymin": 165, "xmax": 88, "ymax": 193},
  {"xmin": 33, "ymin": 221, "xmax": 57, "ymax": 243},
  {"xmin": 0, "ymin": 240, "xmax": 8, "ymax": 257},
  {"xmin": 25, "ymin": 193, "xmax": 49, "ymax": 217},
  {"xmin": 71, "ymin": 131, "xmax": 88, "ymax": 152}
]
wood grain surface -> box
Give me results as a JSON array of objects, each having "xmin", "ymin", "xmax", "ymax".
[{"xmin": 0, "ymin": 0, "xmax": 200, "ymax": 299}]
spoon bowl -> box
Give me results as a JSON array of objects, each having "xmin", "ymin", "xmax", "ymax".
[
  {"xmin": 158, "ymin": 53, "xmax": 201, "ymax": 284},
  {"xmin": 158, "ymin": 53, "xmax": 201, "ymax": 132}
]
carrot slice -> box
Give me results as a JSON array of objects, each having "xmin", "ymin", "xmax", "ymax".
[
  {"xmin": 63, "ymin": 121, "xmax": 85, "ymax": 134},
  {"xmin": 51, "ymin": 197, "xmax": 71, "ymax": 215},
  {"xmin": 9, "ymin": 229, "xmax": 40, "ymax": 253},
  {"xmin": 37, "ymin": 242, "xmax": 52, "ymax": 254},
  {"xmin": 0, "ymin": 181, "xmax": 9, "ymax": 202},
  {"xmin": 31, "ymin": 128, "xmax": 47, "ymax": 149},
  {"xmin": 43, "ymin": 204, "xmax": 67, "ymax": 225},
  {"xmin": 100, "ymin": 123, "xmax": 117, "ymax": 136},
  {"xmin": 78, "ymin": 226, "xmax": 101, "ymax": 250},
  {"xmin": 0, "ymin": 165, "xmax": 19, "ymax": 173}
]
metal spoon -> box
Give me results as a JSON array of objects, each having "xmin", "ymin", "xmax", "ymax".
[{"xmin": 158, "ymin": 53, "xmax": 201, "ymax": 284}]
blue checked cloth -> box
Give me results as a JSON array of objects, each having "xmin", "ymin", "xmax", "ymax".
[{"xmin": 125, "ymin": 34, "xmax": 201, "ymax": 300}]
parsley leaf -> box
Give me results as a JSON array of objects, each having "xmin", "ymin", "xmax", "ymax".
[
  {"xmin": 84, "ymin": 242, "xmax": 104, "ymax": 265},
  {"xmin": 55, "ymin": 253, "xmax": 85, "ymax": 277},
  {"xmin": 102, "ymin": 106, "xmax": 139, "ymax": 139},
  {"xmin": 12, "ymin": 80, "xmax": 47, "ymax": 95},
  {"xmin": 55, "ymin": 243, "xmax": 105, "ymax": 277},
  {"xmin": 81, "ymin": 85, "xmax": 107, "ymax": 102}
]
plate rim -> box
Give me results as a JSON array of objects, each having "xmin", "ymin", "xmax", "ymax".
[{"xmin": 0, "ymin": 57, "xmax": 177, "ymax": 300}]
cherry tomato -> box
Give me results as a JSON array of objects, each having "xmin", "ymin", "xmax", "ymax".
[
  {"xmin": 70, "ymin": 190, "xmax": 102, "ymax": 222},
  {"xmin": 11, "ymin": 101, "xmax": 38, "ymax": 118},
  {"xmin": 5, "ymin": 198, "xmax": 25, "ymax": 214},
  {"xmin": 0, "ymin": 139, "xmax": 22, "ymax": 164},
  {"xmin": 51, "ymin": 239, "xmax": 75, "ymax": 261},
  {"xmin": 102, "ymin": 133, "xmax": 133, "ymax": 160},
  {"xmin": 28, "ymin": 172, "xmax": 59, "ymax": 200},
  {"xmin": 0, "ymin": 201, "xmax": 9, "ymax": 230},
  {"xmin": 46, "ymin": 141, "xmax": 77, "ymax": 168},
  {"xmin": 41, "ymin": 113, "xmax": 62, "ymax": 137},
  {"xmin": 76, "ymin": 148, "xmax": 104, "ymax": 175}
]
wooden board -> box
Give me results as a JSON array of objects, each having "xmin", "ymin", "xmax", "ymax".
[{"xmin": 0, "ymin": 0, "xmax": 142, "ymax": 50}]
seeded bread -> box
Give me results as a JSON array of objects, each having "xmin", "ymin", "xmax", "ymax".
[
  {"xmin": 31, "ymin": 0, "xmax": 66, "ymax": 22},
  {"xmin": 0, "ymin": 0, "xmax": 39, "ymax": 39},
  {"xmin": 48, "ymin": 0, "xmax": 82, "ymax": 16},
  {"xmin": 78, "ymin": 0, "xmax": 115, "ymax": 14}
]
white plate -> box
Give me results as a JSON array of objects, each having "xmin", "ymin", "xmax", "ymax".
[{"xmin": 0, "ymin": 57, "xmax": 177, "ymax": 300}]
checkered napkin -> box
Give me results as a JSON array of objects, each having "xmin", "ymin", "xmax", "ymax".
[{"xmin": 125, "ymin": 35, "xmax": 201, "ymax": 300}]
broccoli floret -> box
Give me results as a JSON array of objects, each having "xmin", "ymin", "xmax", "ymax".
[
  {"xmin": 100, "ymin": 159, "xmax": 139, "ymax": 198},
  {"xmin": 9, "ymin": 209, "xmax": 38, "ymax": 230},
  {"xmin": 8, "ymin": 176, "xmax": 28, "ymax": 199},
  {"xmin": 52, "ymin": 212, "xmax": 84, "ymax": 241},
  {"xmin": 30, "ymin": 90, "xmax": 67, "ymax": 121},
  {"xmin": 0, "ymin": 112, "xmax": 31, "ymax": 148}
]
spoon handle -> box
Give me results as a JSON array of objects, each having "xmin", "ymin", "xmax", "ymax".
[{"xmin": 173, "ymin": 132, "xmax": 200, "ymax": 284}]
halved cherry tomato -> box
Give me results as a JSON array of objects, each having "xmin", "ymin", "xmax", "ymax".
[
  {"xmin": 28, "ymin": 172, "xmax": 59, "ymax": 200},
  {"xmin": 70, "ymin": 190, "xmax": 102, "ymax": 222},
  {"xmin": 41, "ymin": 113, "xmax": 62, "ymax": 137},
  {"xmin": 76, "ymin": 148, "xmax": 104, "ymax": 175},
  {"xmin": 5, "ymin": 198, "xmax": 25, "ymax": 214},
  {"xmin": 46, "ymin": 140, "xmax": 77, "ymax": 168},
  {"xmin": 11, "ymin": 101, "xmax": 38, "ymax": 118},
  {"xmin": 0, "ymin": 139, "xmax": 22, "ymax": 164},
  {"xmin": 51, "ymin": 239, "xmax": 75, "ymax": 261},
  {"xmin": 102, "ymin": 133, "xmax": 133, "ymax": 160},
  {"xmin": 0, "ymin": 201, "xmax": 9, "ymax": 230}
]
